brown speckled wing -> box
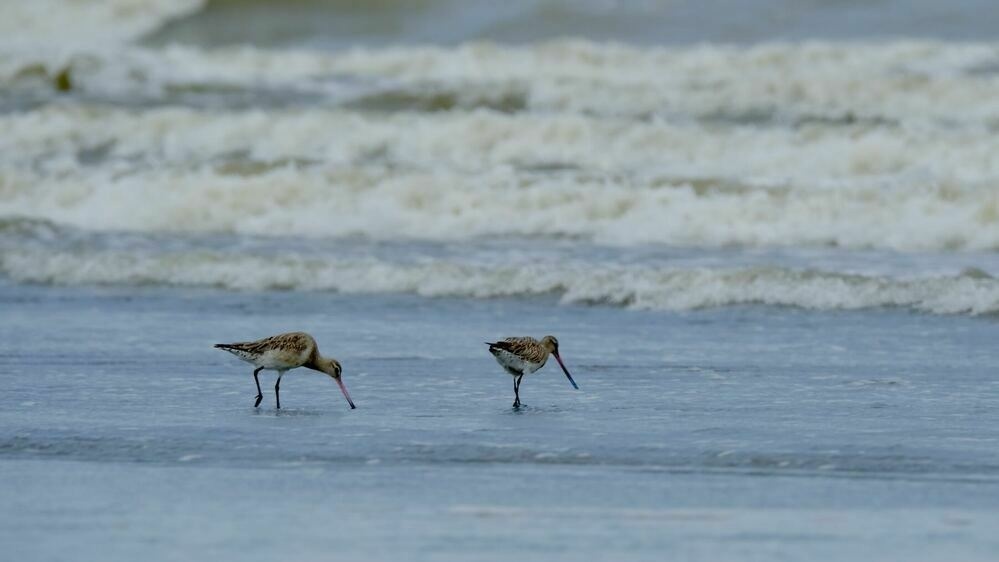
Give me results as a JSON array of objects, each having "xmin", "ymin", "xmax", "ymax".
[
  {"xmin": 267, "ymin": 332, "xmax": 313, "ymax": 354},
  {"xmin": 488, "ymin": 337, "xmax": 546, "ymax": 364},
  {"xmin": 217, "ymin": 332, "xmax": 315, "ymax": 360}
]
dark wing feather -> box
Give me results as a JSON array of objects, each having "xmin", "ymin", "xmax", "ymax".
[
  {"xmin": 486, "ymin": 340, "xmax": 514, "ymax": 353},
  {"xmin": 486, "ymin": 337, "xmax": 545, "ymax": 363},
  {"xmin": 214, "ymin": 340, "xmax": 267, "ymax": 354}
]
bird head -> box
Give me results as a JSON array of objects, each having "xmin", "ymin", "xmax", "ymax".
[
  {"xmin": 321, "ymin": 358, "xmax": 342, "ymax": 379},
  {"xmin": 541, "ymin": 335, "xmax": 578, "ymax": 390},
  {"xmin": 321, "ymin": 358, "xmax": 355, "ymax": 409},
  {"xmin": 540, "ymin": 335, "xmax": 559, "ymax": 354}
]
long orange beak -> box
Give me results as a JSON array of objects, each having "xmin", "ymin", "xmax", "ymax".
[
  {"xmin": 554, "ymin": 353, "xmax": 579, "ymax": 390},
  {"xmin": 335, "ymin": 377, "xmax": 356, "ymax": 409}
]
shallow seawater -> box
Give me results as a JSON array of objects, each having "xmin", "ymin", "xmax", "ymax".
[{"xmin": 3, "ymin": 282, "xmax": 999, "ymax": 561}]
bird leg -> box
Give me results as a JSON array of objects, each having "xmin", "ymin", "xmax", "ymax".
[
  {"xmin": 253, "ymin": 367, "xmax": 264, "ymax": 407},
  {"xmin": 274, "ymin": 371, "xmax": 285, "ymax": 409},
  {"xmin": 513, "ymin": 374, "xmax": 523, "ymax": 408}
]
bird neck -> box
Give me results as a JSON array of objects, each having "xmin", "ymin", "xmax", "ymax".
[{"xmin": 305, "ymin": 349, "xmax": 326, "ymax": 372}]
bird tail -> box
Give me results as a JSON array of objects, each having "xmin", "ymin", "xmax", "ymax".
[
  {"xmin": 214, "ymin": 343, "xmax": 249, "ymax": 353},
  {"xmin": 214, "ymin": 342, "xmax": 258, "ymax": 362},
  {"xmin": 486, "ymin": 341, "xmax": 513, "ymax": 350}
]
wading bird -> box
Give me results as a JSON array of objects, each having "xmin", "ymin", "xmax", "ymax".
[
  {"xmin": 215, "ymin": 331, "xmax": 355, "ymax": 410},
  {"xmin": 485, "ymin": 335, "xmax": 578, "ymax": 407}
]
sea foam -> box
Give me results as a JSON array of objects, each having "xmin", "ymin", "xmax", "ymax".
[
  {"xmin": 1, "ymin": 106, "xmax": 998, "ymax": 251},
  {"xmin": 3, "ymin": 40, "xmax": 999, "ymax": 123},
  {"xmin": 0, "ymin": 0, "xmax": 204, "ymax": 46},
  {"xmin": 0, "ymin": 165, "xmax": 996, "ymax": 252},
  {"xmin": 3, "ymin": 15, "xmax": 998, "ymax": 312},
  {"xmin": 3, "ymin": 248, "xmax": 998, "ymax": 315}
]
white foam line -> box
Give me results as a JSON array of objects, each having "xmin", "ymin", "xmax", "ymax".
[
  {"xmin": 3, "ymin": 40, "xmax": 999, "ymax": 124},
  {"xmin": 2, "ymin": 249, "xmax": 997, "ymax": 315},
  {"xmin": 1, "ymin": 165, "xmax": 996, "ymax": 252},
  {"xmin": 5, "ymin": 107, "xmax": 999, "ymax": 185}
]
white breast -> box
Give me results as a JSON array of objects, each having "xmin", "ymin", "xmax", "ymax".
[
  {"xmin": 254, "ymin": 349, "xmax": 300, "ymax": 370},
  {"xmin": 493, "ymin": 349, "xmax": 545, "ymax": 376}
]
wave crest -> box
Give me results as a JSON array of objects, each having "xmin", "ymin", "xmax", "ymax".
[
  {"xmin": 3, "ymin": 249, "xmax": 998, "ymax": 315},
  {"xmin": 0, "ymin": 0, "xmax": 204, "ymax": 46},
  {"xmin": 3, "ymin": 40, "xmax": 999, "ymax": 126},
  {"xmin": 1, "ymin": 164, "xmax": 996, "ymax": 251}
]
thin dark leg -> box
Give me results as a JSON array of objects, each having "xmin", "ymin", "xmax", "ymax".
[
  {"xmin": 253, "ymin": 367, "xmax": 264, "ymax": 407},
  {"xmin": 513, "ymin": 374, "xmax": 523, "ymax": 408},
  {"xmin": 274, "ymin": 372, "xmax": 284, "ymax": 410}
]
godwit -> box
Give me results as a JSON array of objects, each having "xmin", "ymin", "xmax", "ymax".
[
  {"xmin": 214, "ymin": 331, "xmax": 356, "ymax": 410},
  {"xmin": 485, "ymin": 335, "xmax": 578, "ymax": 407}
]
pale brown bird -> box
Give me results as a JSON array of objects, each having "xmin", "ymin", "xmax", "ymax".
[
  {"xmin": 214, "ymin": 331, "xmax": 355, "ymax": 410},
  {"xmin": 485, "ymin": 335, "xmax": 578, "ymax": 407}
]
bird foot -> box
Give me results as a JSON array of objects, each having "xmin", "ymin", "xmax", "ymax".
[{"xmin": 254, "ymin": 394, "xmax": 263, "ymax": 408}]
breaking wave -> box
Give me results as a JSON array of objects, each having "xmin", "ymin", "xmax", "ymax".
[
  {"xmin": 3, "ymin": 248, "xmax": 998, "ymax": 315},
  {"xmin": 3, "ymin": 2, "xmax": 998, "ymax": 316},
  {"xmin": 0, "ymin": 163, "xmax": 996, "ymax": 251},
  {"xmin": 3, "ymin": 40, "xmax": 999, "ymax": 125},
  {"xmin": 1, "ymin": 102, "xmax": 998, "ymax": 253},
  {"xmin": 0, "ymin": 0, "xmax": 204, "ymax": 46}
]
